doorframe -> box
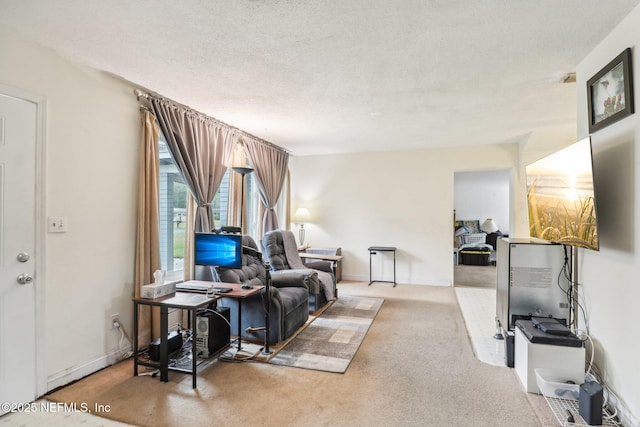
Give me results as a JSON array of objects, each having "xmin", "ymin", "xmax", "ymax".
[
  {"xmin": 452, "ymin": 168, "xmax": 514, "ymax": 284},
  {"xmin": 1, "ymin": 83, "xmax": 47, "ymax": 397}
]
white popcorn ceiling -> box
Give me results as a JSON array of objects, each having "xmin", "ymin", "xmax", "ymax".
[{"xmin": 1, "ymin": 0, "xmax": 638, "ymax": 155}]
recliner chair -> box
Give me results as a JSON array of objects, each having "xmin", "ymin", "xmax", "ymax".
[
  {"xmin": 210, "ymin": 235, "xmax": 314, "ymax": 344},
  {"xmin": 261, "ymin": 229, "xmax": 336, "ymax": 312}
]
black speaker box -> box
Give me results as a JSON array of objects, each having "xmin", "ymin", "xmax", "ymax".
[
  {"xmin": 195, "ymin": 306, "xmax": 230, "ymax": 358},
  {"xmin": 579, "ymin": 381, "xmax": 603, "ymax": 425},
  {"xmin": 148, "ymin": 330, "xmax": 183, "ymax": 361},
  {"xmin": 505, "ymin": 330, "xmax": 515, "ymax": 368}
]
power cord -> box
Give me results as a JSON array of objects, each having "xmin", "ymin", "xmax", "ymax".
[
  {"xmin": 558, "ymin": 248, "xmax": 623, "ymax": 425},
  {"xmin": 573, "ymin": 330, "xmax": 623, "ymax": 426},
  {"xmin": 218, "ymin": 345, "xmax": 263, "ymax": 363},
  {"xmin": 196, "ymin": 307, "xmax": 232, "ymax": 328},
  {"xmin": 112, "ymin": 320, "xmax": 134, "ymax": 360},
  {"xmin": 560, "ymin": 246, "xmax": 590, "ymax": 334}
]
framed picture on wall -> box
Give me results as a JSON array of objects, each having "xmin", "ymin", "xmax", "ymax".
[{"xmin": 587, "ymin": 48, "xmax": 634, "ymax": 133}]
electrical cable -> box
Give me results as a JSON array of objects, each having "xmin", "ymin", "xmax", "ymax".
[
  {"xmin": 196, "ymin": 307, "xmax": 232, "ymax": 328},
  {"xmin": 218, "ymin": 345, "xmax": 262, "ymax": 363},
  {"xmin": 554, "ymin": 247, "xmax": 624, "ymax": 425},
  {"xmin": 559, "ymin": 245, "xmax": 590, "ymax": 334},
  {"xmin": 554, "ymin": 247, "xmax": 574, "ymax": 328},
  {"xmin": 574, "ymin": 330, "xmax": 594, "ymax": 377},
  {"xmin": 114, "ymin": 320, "xmax": 134, "ymax": 359},
  {"xmin": 575, "ymin": 331, "xmax": 624, "ymax": 426}
]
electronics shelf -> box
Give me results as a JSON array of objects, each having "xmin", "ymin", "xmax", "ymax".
[
  {"xmin": 544, "ymin": 396, "xmax": 618, "ymax": 427},
  {"xmin": 133, "ymin": 292, "xmax": 219, "ymax": 388}
]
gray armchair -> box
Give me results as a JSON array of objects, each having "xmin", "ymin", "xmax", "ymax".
[
  {"xmin": 207, "ymin": 235, "xmax": 313, "ymax": 344},
  {"xmin": 261, "ymin": 229, "xmax": 336, "ymax": 312}
]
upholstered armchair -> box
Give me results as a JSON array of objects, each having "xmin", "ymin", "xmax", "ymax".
[
  {"xmin": 210, "ymin": 235, "xmax": 313, "ymax": 344},
  {"xmin": 261, "ymin": 229, "xmax": 336, "ymax": 312}
]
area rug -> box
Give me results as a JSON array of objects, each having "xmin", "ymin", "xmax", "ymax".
[{"xmin": 268, "ymin": 295, "xmax": 384, "ymax": 373}]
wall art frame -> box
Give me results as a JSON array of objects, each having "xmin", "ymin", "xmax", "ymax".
[{"xmin": 587, "ymin": 48, "xmax": 634, "ymax": 133}]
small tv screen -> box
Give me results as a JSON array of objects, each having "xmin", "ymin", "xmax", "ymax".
[
  {"xmin": 194, "ymin": 233, "xmax": 242, "ymax": 268},
  {"xmin": 525, "ymin": 137, "xmax": 599, "ymax": 251}
]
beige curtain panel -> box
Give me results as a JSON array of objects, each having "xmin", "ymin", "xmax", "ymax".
[
  {"xmin": 134, "ymin": 110, "xmax": 161, "ymax": 344},
  {"xmin": 244, "ymin": 137, "xmax": 290, "ymax": 234},
  {"xmin": 149, "ymin": 97, "xmax": 237, "ymax": 233}
]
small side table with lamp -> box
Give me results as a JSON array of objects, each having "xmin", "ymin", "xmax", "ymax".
[{"xmin": 480, "ymin": 218, "xmax": 503, "ymax": 264}]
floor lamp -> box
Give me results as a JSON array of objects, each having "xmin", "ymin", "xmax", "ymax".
[{"xmin": 232, "ymin": 166, "xmax": 254, "ymax": 232}]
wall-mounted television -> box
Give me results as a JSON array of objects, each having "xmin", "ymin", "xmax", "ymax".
[
  {"xmin": 194, "ymin": 233, "xmax": 242, "ymax": 268},
  {"xmin": 525, "ymin": 136, "xmax": 599, "ymax": 251}
]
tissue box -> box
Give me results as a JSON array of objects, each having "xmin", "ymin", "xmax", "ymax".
[{"xmin": 141, "ymin": 282, "xmax": 176, "ymax": 299}]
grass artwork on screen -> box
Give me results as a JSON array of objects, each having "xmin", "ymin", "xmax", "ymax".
[{"xmin": 526, "ymin": 137, "xmax": 599, "ymax": 251}]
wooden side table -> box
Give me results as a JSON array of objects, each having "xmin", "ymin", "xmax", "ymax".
[{"xmin": 299, "ymin": 252, "xmax": 344, "ymax": 282}]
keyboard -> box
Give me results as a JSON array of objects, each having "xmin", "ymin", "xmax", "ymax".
[{"xmin": 176, "ymin": 282, "xmax": 213, "ymax": 293}]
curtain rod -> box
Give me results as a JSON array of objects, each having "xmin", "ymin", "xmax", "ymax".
[{"xmin": 134, "ymin": 88, "xmax": 290, "ymax": 154}]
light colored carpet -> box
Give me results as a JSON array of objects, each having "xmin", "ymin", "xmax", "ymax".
[
  {"xmin": 45, "ymin": 282, "xmax": 557, "ymax": 427},
  {"xmin": 269, "ymin": 295, "xmax": 383, "ymax": 373}
]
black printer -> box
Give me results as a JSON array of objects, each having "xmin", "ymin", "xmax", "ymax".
[{"xmin": 515, "ymin": 319, "xmax": 582, "ymax": 348}]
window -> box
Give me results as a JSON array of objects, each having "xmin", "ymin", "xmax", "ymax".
[
  {"xmin": 158, "ymin": 136, "xmax": 187, "ymax": 275},
  {"xmin": 245, "ymin": 169, "xmax": 289, "ymax": 240},
  {"xmin": 211, "ymin": 170, "xmax": 230, "ymax": 229},
  {"xmin": 158, "ymin": 134, "xmax": 233, "ymax": 278},
  {"xmin": 158, "ymin": 136, "xmax": 289, "ymax": 275},
  {"xmin": 245, "ymin": 172, "xmax": 259, "ymax": 239}
]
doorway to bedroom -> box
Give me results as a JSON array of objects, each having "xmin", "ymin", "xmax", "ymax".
[{"xmin": 453, "ymin": 169, "xmax": 511, "ymax": 288}]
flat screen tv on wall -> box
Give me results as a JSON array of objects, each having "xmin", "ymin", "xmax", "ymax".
[{"xmin": 525, "ymin": 136, "xmax": 599, "ymax": 251}]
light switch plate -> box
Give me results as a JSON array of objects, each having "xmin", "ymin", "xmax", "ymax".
[{"xmin": 48, "ymin": 216, "xmax": 68, "ymax": 233}]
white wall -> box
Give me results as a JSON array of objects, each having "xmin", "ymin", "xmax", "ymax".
[
  {"xmin": 454, "ymin": 169, "xmax": 511, "ymax": 234},
  {"xmin": 0, "ymin": 29, "xmax": 140, "ymax": 390},
  {"xmin": 290, "ymin": 143, "xmax": 523, "ymax": 285},
  {"xmin": 575, "ymin": 4, "xmax": 640, "ymax": 424}
]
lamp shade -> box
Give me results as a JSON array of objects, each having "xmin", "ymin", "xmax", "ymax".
[
  {"xmin": 293, "ymin": 207, "xmax": 310, "ymax": 223},
  {"xmin": 480, "ymin": 218, "xmax": 499, "ymax": 233}
]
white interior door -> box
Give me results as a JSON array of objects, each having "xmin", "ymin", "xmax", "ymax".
[{"xmin": 0, "ymin": 93, "xmax": 37, "ymax": 414}]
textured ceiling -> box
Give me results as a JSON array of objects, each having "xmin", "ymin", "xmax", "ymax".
[{"xmin": 1, "ymin": 0, "xmax": 639, "ymax": 156}]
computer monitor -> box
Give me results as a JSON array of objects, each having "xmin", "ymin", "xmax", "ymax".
[{"xmin": 194, "ymin": 233, "xmax": 242, "ymax": 268}]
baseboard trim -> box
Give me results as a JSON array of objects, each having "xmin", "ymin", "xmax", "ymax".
[
  {"xmin": 341, "ymin": 274, "xmax": 449, "ymax": 286},
  {"xmin": 46, "ymin": 346, "xmax": 131, "ymax": 393}
]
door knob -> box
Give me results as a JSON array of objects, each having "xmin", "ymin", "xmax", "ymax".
[
  {"xmin": 17, "ymin": 273, "xmax": 33, "ymax": 285},
  {"xmin": 17, "ymin": 252, "xmax": 30, "ymax": 263}
]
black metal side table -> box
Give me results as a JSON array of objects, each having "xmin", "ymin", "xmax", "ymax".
[{"xmin": 368, "ymin": 246, "xmax": 397, "ymax": 287}]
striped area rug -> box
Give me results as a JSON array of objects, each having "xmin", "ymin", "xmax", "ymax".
[{"xmin": 269, "ymin": 295, "xmax": 384, "ymax": 373}]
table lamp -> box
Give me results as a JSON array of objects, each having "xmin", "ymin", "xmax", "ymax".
[
  {"xmin": 293, "ymin": 207, "xmax": 310, "ymax": 246},
  {"xmin": 481, "ymin": 218, "xmax": 498, "ymax": 234}
]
